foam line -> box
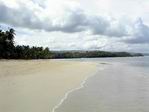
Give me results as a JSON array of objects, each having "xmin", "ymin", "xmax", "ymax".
[{"xmin": 51, "ymin": 64, "xmax": 104, "ymax": 112}]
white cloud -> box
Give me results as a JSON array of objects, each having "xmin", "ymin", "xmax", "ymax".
[
  {"xmin": 0, "ymin": 1, "xmax": 132, "ymax": 37},
  {"xmin": 0, "ymin": 0, "xmax": 149, "ymax": 52}
]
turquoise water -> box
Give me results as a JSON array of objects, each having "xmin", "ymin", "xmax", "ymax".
[{"xmin": 55, "ymin": 56, "xmax": 149, "ymax": 112}]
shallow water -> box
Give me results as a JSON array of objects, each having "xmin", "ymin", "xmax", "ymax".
[{"xmin": 55, "ymin": 56, "xmax": 149, "ymax": 112}]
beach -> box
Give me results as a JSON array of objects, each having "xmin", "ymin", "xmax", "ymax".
[
  {"xmin": 0, "ymin": 60, "xmax": 98, "ymax": 112},
  {"xmin": 55, "ymin": 57, "xmax": 149, "ymax": 112},
  {"xmin": 1, "ymin": 57, "xmax": 149, "ymax": 112}
]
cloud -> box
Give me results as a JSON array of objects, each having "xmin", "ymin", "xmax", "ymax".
[
  {"xmin": 124, "ymin": 18, "xmax": 149, "ymax": 44},
  {"xmin": 0, "ymin": 0, "xmax": 130, "ymax": 37},
  {"xmin": 48, "ymin": 9, "xmax": 88, "ymax": 33},
  {"xmin": 0, "ymin": 1, "xmax": 47, "ymax": 30},
  {"xmin": 0, "ymin": 0, "xmax": 149, "ymax": 53}
]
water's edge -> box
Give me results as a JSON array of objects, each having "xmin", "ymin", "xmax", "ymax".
[{"xmin": 51, "ymin": 63, "xmax": 105, "ymax": 112}]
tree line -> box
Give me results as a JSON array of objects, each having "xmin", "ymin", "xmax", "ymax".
[
  {"xmin": 0, "ymin": 28, "xmax": 52, "ymax": 59},
  {"xmin": 0, "ymin": 28, "xmax": 143, "ymax": 59},
  {"xmin": 51, "ymin": 51, "xmax": 143, "ymax": 59}
]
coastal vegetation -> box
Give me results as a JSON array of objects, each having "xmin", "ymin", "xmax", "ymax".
[{"xmin": 0, "ymin": 28, "xmax": 143, "ymax": 59}]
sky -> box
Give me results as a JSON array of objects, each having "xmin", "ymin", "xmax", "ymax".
[{"xmin": 0, "ymin": 0, "xmax": 149, "ymax": 52}]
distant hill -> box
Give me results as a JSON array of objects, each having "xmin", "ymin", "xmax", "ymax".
[
  {"xmin": 142, "ymin": 53, "xmax": 149, "ymax": 56},
  {"xmin": 0, "ymin": 28, "xmax": 143, "ymax": 59},
  {"xmin": 51, "ymin": 51, "xmax": 143, "ymax": 59}
]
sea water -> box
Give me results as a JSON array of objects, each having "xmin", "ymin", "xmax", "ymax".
[{"xmin": 54, "ymin": 56, "xmax": 149, "ymax": 112}]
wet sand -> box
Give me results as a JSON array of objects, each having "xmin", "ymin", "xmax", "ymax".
[
  {"xmin": 0, "ymin": 60, "xmax": 98, "ymax": 112},
  {"xmin": 55, "ymin": 58, "xmax": 149, "ymax": 112}
]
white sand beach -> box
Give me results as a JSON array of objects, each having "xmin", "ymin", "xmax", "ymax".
[{"xmin": 0, "ymin": 60, "xmax": 98, "ymax": 112}]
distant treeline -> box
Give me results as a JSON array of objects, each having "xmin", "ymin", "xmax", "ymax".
[
  {"xmin": 0, "ymin": 28, "xmax": 143, "ymax": 59},
  {"xmin": 51, "ymin": 51, "xmax": 143, "ymax": 59}
]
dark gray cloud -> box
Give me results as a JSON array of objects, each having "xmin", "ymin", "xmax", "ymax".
[
  {"xmin": 87, "ymin": 17, "xmax": 129, "ymax": 37},
  {"xmin": 48, "ymin": 9, "xmax": 88, "ymax": 33},
  {"xmin": 0, "ymin": 2, "xmax": 129, "ymax": 37},
  {"xmin": 0, "ymin": 3, "xmax": 44, "ymax": 30},
  {"xmin": 0, "ymin": 3, "xmax": 87, "ymax": 33},
  {"xmin": 124, "ymin": 18, "xmax": 149, "ymax": 44}
]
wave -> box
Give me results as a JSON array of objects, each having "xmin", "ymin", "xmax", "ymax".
[{"xmin": 51, "ymin": 64, "xmax": 105, "ymax": 112}]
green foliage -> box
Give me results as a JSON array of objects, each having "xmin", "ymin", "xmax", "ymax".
[
  {"xmin": 50, "ymin": 51, "xmax": 137, "ymax": 59},
  {"xmin": 0, "ymin": 28, "xmax": 15, "ymax": 58},
  {"xmin": 0, "ymin": 28, "xmax": 52, "ymax": 59},
  {"xmin": 0, "ymin": 27, "xmax": 143, "ymax": 59}
]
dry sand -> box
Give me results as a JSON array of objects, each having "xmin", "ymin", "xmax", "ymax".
[{"xmin": 0, "ymin": 60, "xmax": 98, "ymax": 112}]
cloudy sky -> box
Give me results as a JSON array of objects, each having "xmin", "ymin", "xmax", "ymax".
[{"xmin": 0, "ymin": 0, "xmax": 149, "ymax": 52}]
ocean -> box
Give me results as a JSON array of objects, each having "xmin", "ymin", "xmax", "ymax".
[{"xmin": 54, "ymin": 56, "xmax": 149, "ymax": 112}]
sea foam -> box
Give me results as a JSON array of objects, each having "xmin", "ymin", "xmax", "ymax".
[{"xmin": 51, "ymin": 64, "xmax": 104, "ymax": 112}]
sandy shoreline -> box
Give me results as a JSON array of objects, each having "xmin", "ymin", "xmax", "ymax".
[{"xmin": 0, "ymin": 60, "xmax": 98, "ymax": 112}]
